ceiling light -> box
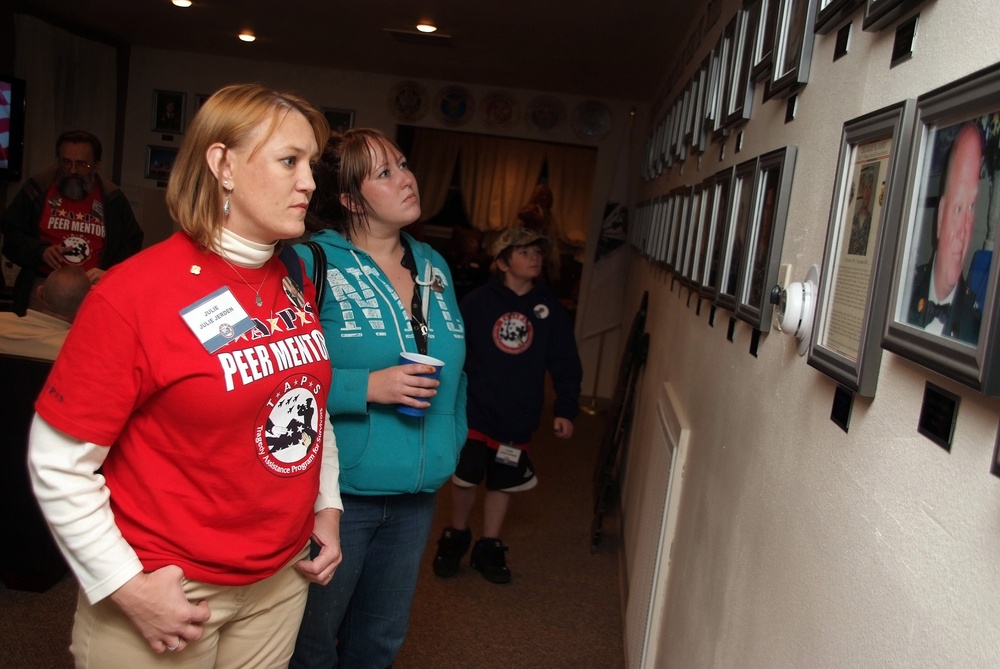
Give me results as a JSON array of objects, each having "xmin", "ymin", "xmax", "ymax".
[
  {"xmin": 416, "ymin": 23, "xmax": 437, "ymax": 33},
  {"xmin": 238, "ymin": 32, "xmax": 256, "ymax": 42},
  {"xmin": 172, "ymin": 0, "xmax": 192, "ymax": 7}
]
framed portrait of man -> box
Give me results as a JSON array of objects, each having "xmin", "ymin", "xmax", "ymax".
[{"xmin": 884, "ymin": 62, "xmax": 1000, "ymax": 395}]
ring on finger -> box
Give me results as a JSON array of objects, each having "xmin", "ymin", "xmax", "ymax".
[{"xmin": 167, "ymin": 640, "xmax": 181, "ymax": 652}]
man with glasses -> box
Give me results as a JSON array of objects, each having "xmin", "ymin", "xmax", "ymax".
[{"xmin": 1, "ymin": 130, "xmax": 143, "ymax": 315}]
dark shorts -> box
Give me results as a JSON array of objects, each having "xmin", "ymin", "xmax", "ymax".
[{"xmin": 452, "ymin": 437, "xmax": 538, "ymax": 492}]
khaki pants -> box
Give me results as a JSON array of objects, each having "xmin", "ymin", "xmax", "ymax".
[{"xmin": 71, "ymin": 546, "xmax": 309, "ymax": 669}]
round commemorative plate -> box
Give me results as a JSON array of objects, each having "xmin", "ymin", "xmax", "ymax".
[
  {"xmin": 481, "ymin": 91, "xmax": 520, "ymax": 130},
  {"xmin": 572, "ymin": 100, "xmax": 613, "ymax": 141},
  {"xmin": 525, "ymin": 95, "xmax": 566, "ymax": 133},
  {"xmin": 435, "ymin": 85, "xmax": 475, "ymax": 127},
  {"xmin": 388, "ymin": 81, "xmax": 429, "ymax": 123}
]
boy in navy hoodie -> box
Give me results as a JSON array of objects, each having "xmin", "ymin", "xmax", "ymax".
[{"xmin": 433, "ymin": 227, "xmax": 582, "ymax": 583}]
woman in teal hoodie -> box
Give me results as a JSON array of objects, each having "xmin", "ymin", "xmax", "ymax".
[{"xmin": 290, "ymin": 128, "xmax": 466, "ymax": 669}]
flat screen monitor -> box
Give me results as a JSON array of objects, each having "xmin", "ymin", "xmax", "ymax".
[{"xmin": 0, "ymin": 74, "xmax": 26, "ymax": 182}]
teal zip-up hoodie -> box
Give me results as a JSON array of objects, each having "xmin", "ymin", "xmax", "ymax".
[{"xmin": 294, "ymin": 229, "xmax": 467, "ymax": 495}]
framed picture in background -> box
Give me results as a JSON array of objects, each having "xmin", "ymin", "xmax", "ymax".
[
  {"xmin": 748, "ymin": 0, "xmax": 779, "ymax": 83},
  {"xmin": 883, "ymin": 63, "xmax": 1000, "ymax": 395},
  {"xmin": 144, "ymin": 145, "xmax": 179, "ymax": 182},
  {"xmin": 724, "ymin": 9, "xmax": 756, "ymax": 128},
  {"xmin": 862, "ymin": 0, "xmax": 926, "ymax": 31},
  {"xmin": 767, "ymin": 0, "xmax": 816, "ymax": 99},
  {"xmin": 809, "ymin": 101, "xmax": 915, "ymax": 397},
  {"xmin": 700, "ymin": 167, "xmax": 735, "ymax": 300},
  {"xmin": 152, "ymin": 89, "xmax": 185, "ymax": 134},
  {"xmin": 716, "ymin": 158, "xmax": 758, "ymax": 312},
  {"xmin": 323, "ymin": 108, "xmax": 355, "ymax": 134},
  {"xmin": 736, "ymin": 146, "xmax": 797, "ymax": 331},
  {"xmin": 815, "ymin": 0, "xmax": 864, "ymax": 34}
]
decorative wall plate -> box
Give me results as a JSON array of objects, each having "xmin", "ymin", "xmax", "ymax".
[
  {"xmin": 434, "ymin": 85, "xmax": 475, "ymax": 127},
  {"xmin": 572, "ymin": 100, "xmax": 613, "ymax": 141},
  {"xmin": 388, "ymin": 81, "xmax": 428, "ymax": 122},
  {"xmin": 481, "ymin": 91, "xmax": 520, "ymax": 130},
  {"xmin": 526, "ymin": 95, "xmax": 566, "ymax": 132}
]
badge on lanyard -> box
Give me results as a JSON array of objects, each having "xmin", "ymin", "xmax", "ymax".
[
  {"xmin": 181, "ymin": 286, "xmax": 255, "ymax": 353},
  {"xmin": 495, "ymin": 443, "xmax": 522, "ymax": 467}
]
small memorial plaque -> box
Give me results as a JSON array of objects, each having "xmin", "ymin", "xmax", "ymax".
[
  {"xmin": 917, "ymin": 381, "xmax": 959, "ymax": 452},
  {"xmin": 831, "ymin": 385, "xmax": 854, "ymax": 433},
  {"xmin": 891, "ymin": 15, "xmax": 918, "ymax": 68}
]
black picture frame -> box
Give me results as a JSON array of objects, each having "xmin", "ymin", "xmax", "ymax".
[
  {"xmin": 736, "ymin": 146, "xmax": 798, "ymax": 330},
  {"xmin": 724, "ymin": 9, "xmax": 757, "ymax": 128},
  {"xmin": 716, "ymin": 158, "xmax": 758, "ymax": 312},
  {"xmin": 701, "ymin": 167, "xmax": 735, "ymax": 299},
  {"xmin": 883, "ymin": 62, "xmax": 1000, "ymax": 395},
  {"xmin": 144, "ymin": 145, "xmax": 179, "ymax": 182},
  {"xmin": 151, "ymin": 89, "xmax": 185, "ymax": 134},
  {"xmin": 766, "ymin": 0, "xmax": 817, "ymax": 100},
  {"xmin": 685, "ymin": 183, "xmax": 708, "ymax": 284},
  {"xmin": 750, "ymin": 0, "xmax": 780, "ymax": 83},
  {"xmin": 809, "ymin": 101, "xmax": 916, "ymax": 397},
  {"xmin": 815, "ymin": 0, "xmax": 864, "ymax": 35},
  {"xmin": 323, "ymin": 108, "xmax": 355, "ymax": 134},
  {"xmin": 862, "ymin": 0, "xmax": 925, "ymax": 32}
]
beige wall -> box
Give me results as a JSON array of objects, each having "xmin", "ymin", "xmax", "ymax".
[{"xmin": 622, "ymin": 0, "xmax": 1000, "ymax": 666}]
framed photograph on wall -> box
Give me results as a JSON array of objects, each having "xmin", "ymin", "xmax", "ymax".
[
  {"xmin": 710, "ymin": 30, "xmax": 733, "ymax": 141},
  {"xmin": 883, "ymin": 62, "xmax": 1000, "ymax": 395},
  {"xmin": 716, "ymin": 158, "xmax": 758, "ymax": 312},
  {"xmin": 809, "ymin": 101, "xmax": 915, "ymax": 396},
  {"xmin": 749, "ymin": 0, "xmax": 779, "ymax": 83},
  {"xmin": 654, "ymin": 195, "xmax": 670, "ymax": 264},
  {"xmin": 701, "ymin": 167, "xmax": 735, "ymax": 299},
  {"xmin": 323, "ymin": 108, "xmax": 355, "ymax": 133},
  {"xmin": 815, "ymin": 0, "xmax": 864, "ymax": 34},
  {"xmin": 144, "ymin": 145, "xmax": 179, "ymax": 182},
  {"xmin": 666, "ymin": 188, "xmax": 687, "ymax": 271},
  {"xmin": 737, "ymin": 146, "xmax": 798, "ymax": 330},
  {"xmin": 152, "ymin": 89, "xmax": 185, "ymax": 134},
  {"xmin": 862, "ymin": 0, "xmax": 925, "ymax": 32},
  {"xmin": 691, "ymin": 58, "xmax": 710, "ymax": 154},
  {"xmin": 685, "ymin": 183, "xmax": 708, "ymax": 284},
  {"xmin": 767, "ymin": 0, "xmax": 816, "ymax": 100},
  {"xmin": 675, "ymin": 186, "xmax": 697, "ymax": 283},
  {"xmin": 724, "ymin": 9, "xmax": 756, "ymax": 128}
]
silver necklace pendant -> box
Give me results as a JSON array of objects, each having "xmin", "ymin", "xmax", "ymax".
[{"xmin": 255, "ymin": 295, "xmax": 263, "ymax": 307}]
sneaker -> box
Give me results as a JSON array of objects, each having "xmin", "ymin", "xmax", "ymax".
[
  {"xmin": 433, "ymin": 527, "xmax": 472, "ymax": 577},
  {"xmin": 470, "ymin": 538, "xmax": 511, "ymax": 584}
]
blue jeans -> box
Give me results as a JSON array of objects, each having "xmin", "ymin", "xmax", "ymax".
[{"xmin": 290, "ymin": 492, "xmax": 436, "ymax": 669}]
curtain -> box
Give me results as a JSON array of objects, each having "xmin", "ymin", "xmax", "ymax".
[
  {"xmin": 14, "ymin": 15, "xmax": 117, "ymax": 183},
  {"xmin": 459, "ymin": 134, "xmax": 547, "ymax": 232},
  {"xmin": 410, "ymin": 128, "xmax": 462, "ymax": 222},
  {"xmin": 406, "ymin": 126, "xmax": 597, "ymax": 242},
  {"xmin": 545, "ymin": 144, "xmax": 597, "ymax": 244}
]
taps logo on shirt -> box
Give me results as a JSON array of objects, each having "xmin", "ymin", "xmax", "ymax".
[
  {"xmin": 254, "ymin": 373, "xmax": 325, "ymax": 478},
  {"xmin": 493, "ymin": 311, "xmax": 532, "ymax": 354}
]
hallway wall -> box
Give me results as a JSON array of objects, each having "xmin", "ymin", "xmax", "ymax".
[{"xmin": 621, "ymin": 0, "xmax": 1000, "ymax": 666}]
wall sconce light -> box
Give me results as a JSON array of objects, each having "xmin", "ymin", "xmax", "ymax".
[{"xmin": 770, "ymin": 264, "xmax": 818, "ymax": 356}]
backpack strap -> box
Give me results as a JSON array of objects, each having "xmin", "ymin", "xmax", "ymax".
[
  {"xmin": 305, "ymin": 241, "xmax": 327, "ymax": 313},
  {"xmin": 277, "ymin": 244, "xmax": 304, "ymax": 293}
]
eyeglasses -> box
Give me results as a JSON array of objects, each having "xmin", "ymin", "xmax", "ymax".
[{"xmin": 59, "ymin": 158, "xmax": 94, "ymax": 172}]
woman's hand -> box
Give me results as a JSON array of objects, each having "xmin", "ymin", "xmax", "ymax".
[
  {"xmin": 109, "ymin": 566, "xmax": 211, "ymax": 654},
  {"xmin": 366, "ymin": 364, "xmax": 439, "ymax": 408},
  {"xmin": 295, "ymin": 508, "xmax": 343, "ymax": 585}
]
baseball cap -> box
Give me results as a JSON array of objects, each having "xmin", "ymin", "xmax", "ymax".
[{"xmin": 488, "ymin": 227, "xmax": 549, "ymax": 259}]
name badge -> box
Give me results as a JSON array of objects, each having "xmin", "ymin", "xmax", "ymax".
[
  {"xmin": 181, "ymin": 286, "xmax": 255, "ymax": 353},
  {"xmin": 495, "ymin": 443, "xmax": 522, "ymax": 467}
]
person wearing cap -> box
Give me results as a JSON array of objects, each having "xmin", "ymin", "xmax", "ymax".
[{"xmin": 432, "ymin": 226, "xmax": 582, "ymax": 584}]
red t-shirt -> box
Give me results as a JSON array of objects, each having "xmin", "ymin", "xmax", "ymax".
[
  {"xmin": 36, "ymin": 232, "xmax": 331, "ymax": 585},
  {"xmin": 37, "ymin": 181, "xmax": 106, "ymax": 274}
]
